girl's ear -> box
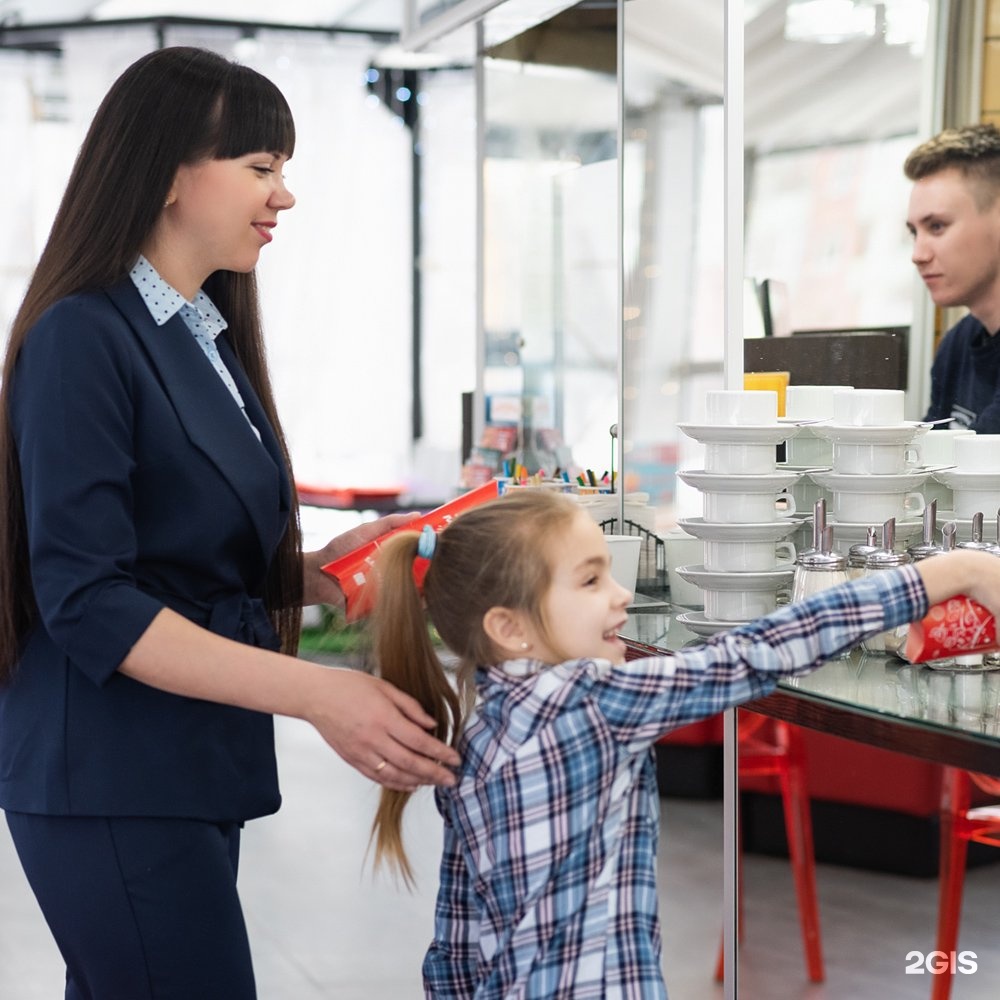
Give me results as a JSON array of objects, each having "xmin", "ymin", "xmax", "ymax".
[{"xmin": 482, "ymin": 606, "xmax": 532, "ymax": 657}]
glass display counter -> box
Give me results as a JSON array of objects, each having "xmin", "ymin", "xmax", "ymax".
[{"xmin": 621, "ymin": 609, "xmax": 1000, "ymax": 776}]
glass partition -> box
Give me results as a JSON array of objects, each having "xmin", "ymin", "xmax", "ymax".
[{"xmin": 481, "ymin": 6, "xmax": 618, "ymax": 481}]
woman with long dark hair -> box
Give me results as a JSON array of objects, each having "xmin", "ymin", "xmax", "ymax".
[{"xmin": 0, "ymin": 46, "xmax": 457, "ymax": 998}]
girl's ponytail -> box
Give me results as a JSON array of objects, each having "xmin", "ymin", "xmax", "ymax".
[{"xmin": 369, "ymin": 530, "xmax": 459, "ymax": 886}]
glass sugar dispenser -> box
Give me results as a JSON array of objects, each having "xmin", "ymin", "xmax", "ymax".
[
  {"xmin": 792, "ymin": 499, "xmax": 848, "ymax": 601},
  {"xmin": 860, "ymin": 517, "xmax": 912, "ymax": 656}
]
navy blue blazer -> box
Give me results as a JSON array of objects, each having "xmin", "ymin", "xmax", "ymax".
[{"xmin": 0, "ymin": 278, "xmax": 292, "ymax": 821}]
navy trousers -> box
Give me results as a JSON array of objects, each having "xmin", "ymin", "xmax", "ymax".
[{"xmin": 5, "ymin": 812, "xmax": 256, "ymax": 999}]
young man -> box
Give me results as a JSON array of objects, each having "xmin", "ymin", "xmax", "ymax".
[{"xmin": 905, "ymin": 123, "xmax": 1000, "ymax": 432}]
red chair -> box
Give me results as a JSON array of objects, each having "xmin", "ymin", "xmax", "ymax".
[
  {"xmin": 932, "ymin": 768, "xmax": 1000, "ymax": 1000},
  {"xmin": 714, "ymin": 712, "xmax": 824, "ymax": 983}
]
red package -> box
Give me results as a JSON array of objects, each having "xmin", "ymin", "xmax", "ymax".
[
  {"xmin": 321, "ymin": 480, "xmax": 500, "ymax": 621},
  {"xmin": 904, "ymin": 595, "xmax": 1000, "ymax": 663}
]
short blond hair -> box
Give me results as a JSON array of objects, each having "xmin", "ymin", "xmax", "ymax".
[{"xmin": 904, "ymin": 124, "xmax": 1000, "ymax": 209}]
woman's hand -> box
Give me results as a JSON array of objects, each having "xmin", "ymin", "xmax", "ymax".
[
  {"xmin": 121, "ymin": 608, "xmax": 458, "ymax": 790},
  {"xmin": 306, "ymin": 666, "xmax": 460, "ymax": 791},
  {"xmin": 302, "ymin": 512, "xmax": 421, "ymax": 609}
]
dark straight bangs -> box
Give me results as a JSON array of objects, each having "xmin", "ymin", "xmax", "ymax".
[{"xmin": 209, "ymin": 63, "xmax": 296, "ymax": 160}]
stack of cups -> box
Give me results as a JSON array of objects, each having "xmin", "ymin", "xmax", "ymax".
[
  {"xmin": 930, "ymin": 434, "xmax": 1000, "ymax": 532},
  {"xmin": 920, "ymin": 428, "xmax": 974, "ymax": 513},
  {"xmin": 807, "ymin": 388, "xmax": 929, "ymax": 556},
  {"xmin": 673, "ymin": 389, "xmax": 806, "ymax": 628},
  {"xmin": 781, "ymin": 384, "xmax": 844, "ymax": 553}
]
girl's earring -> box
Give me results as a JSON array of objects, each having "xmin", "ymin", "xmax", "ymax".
[{"xmin": 520, "ymin": 641, "xmax": 530, "ymax": 651}]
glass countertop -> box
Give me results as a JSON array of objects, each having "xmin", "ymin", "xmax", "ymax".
[{"xmin": 620, "ymin": 606, "xmax": 1000, "ymax": 763}]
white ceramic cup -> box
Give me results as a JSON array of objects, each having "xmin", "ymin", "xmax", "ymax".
[
  {"xmin": 829, "ymin": 488, "xmax": 925, "ymax": 523},
  {"xmin": 783, "ymin": 384, "xmax": 848, "ymax": 421},
  {"xmin": 705, "ymin": 389, "xmax": 777, "ymax": 426},
  {"xmin": 784, "ymin": 429, "xmax": 834, "ymax": 467},
  {"xmin": 917, "ymin": 428, "xmax": 974, "ymax": 467},
  {"xmin": 832, "ymin": 387, "xmax": 905, "ymax": 426},
  {"xmin": 951, "ymin": 488, "xmax": 1000, "ymax": 520},
  {"xmin": 663, "ymin": 529, "xmax": 705, "ymax": 607},
  {"xmin": 702, "ymin": 489, "xmax": 797, "ymax": 523},
  {"xmin": 788, "ymin": 473, "xmax": 829, "ymax": 513},
  {"xmin": 604, "ymin": 535, "xmax": 642, "ymax": 593},
  {"xmin": 702, "ymin": 538, "xmax": 796, "ymax": 572},
  {"xmin": 704, "ymin": 442, "xmax": 778, "ymax": 475},
  {"xmin": 832, "ymin": 441, "xmax": 920, "ymax": 476},
  {"xmin": 953, "ymin": 434, "xmax": 1000, "ymax": 473},
  {"xmin": 703, "ymin": 585, "xmax": 789, "ymax": 622}
]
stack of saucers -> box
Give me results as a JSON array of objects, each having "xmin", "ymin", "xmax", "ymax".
[
  {"xmin": 673, "ymin": 389, "xmax": 809, "ymax": 636},
  {"xmin": 806, "ymin": 388, "xmax": 928, "ymax": 556}
]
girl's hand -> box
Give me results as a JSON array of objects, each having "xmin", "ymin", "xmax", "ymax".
[
  {"xmin": 302, "ymin": 512, "xmax": 421, "ymax": 609},
  {"xmin": 919, "ymin": 550, "xmax": 1000, "ymax": 622},
  {"xmin": 307, "ymin": 666, "xmax": 460, "ymax": 791}
]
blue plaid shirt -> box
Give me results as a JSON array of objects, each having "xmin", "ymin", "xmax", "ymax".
[{"xmin": 423, "ymin": 564, "xmax": 928, "ymax": 999}]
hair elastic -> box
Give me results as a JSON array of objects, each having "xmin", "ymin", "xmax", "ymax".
[{"xmin": 417, "ymin": 524, "xmax": 437, "ymax": 560}]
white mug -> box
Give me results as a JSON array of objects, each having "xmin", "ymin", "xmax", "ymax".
[
  {"xmin": 705, "ymin": 389, "xmax": 777, "ymax": 426},
  {"xmin": 951, "ymin": 488, "xmax": 1000, "ymax": 520},
  {"xmin": 832, "ymin": 387, "xmax": 905, "ymax": 426},
  {"xmin": 703, "ymin": 585, "xmax": 790, "ymax": 622},
  {"xmin": 702, "ymin": 489, "xmax": 797, "ymax": 523},
  {"xmin": 705, "ymin": 442, "xmax": 778, "ymax": 475},
  {"xmin": 917, "ymin": 428, "xmax": 974, "ymax": 468},
  {"xmin": 604, "ymin": 535, "xmax": 642, "ymax": 593},
  {"xmin": 832, "ymin": 441, "xmax": 920, "ymax": 476},
  {"xmin": 829, "ymin": 488, "xmax": 925, "ymax": 524},
  {"xmin": 784, "ymin": 429, "xmax": 834, "ymax": 467},
  {"xmin": 664, "ymin": 530, "xmax": 705, "ymax": 607},
  {"xmin": 702, "ymin": 538, "xmax": 796, "ymax": 572},
  {"xmin": 784, "ymin": 384, "xmax": 850, "ymax": 421},
  {"xmin": 953, "ymin": 434, "xmax": 1000, "ymax": 474}
]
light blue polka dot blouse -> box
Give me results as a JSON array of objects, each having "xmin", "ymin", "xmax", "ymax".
[{"xmin": 129, "ymin": 255, "xmax": 260, "ymax": 439}]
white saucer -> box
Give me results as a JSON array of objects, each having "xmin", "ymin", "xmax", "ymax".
[
  {"xmin": 675, "ymin": 564, "xmax": 795, "ymax": 590},
  {"xmin": 932, "ymin": 469, "xmax": 1000, "ymax": 490},
  {"xmin": 809, "ymin": 469, "xmax": 930, "ymax": 492},
  {"xmin": 677, "ymin": 422, "xmax": 803, "ymax": 446},
  {"xmin": 676, "ymin": 611, "xmax": 747, "ymax": 637},
  {"xmin": 677, "ymin": 469, "xmax": 804, "ymax": 493},
  {"xmin": 809, "ymin": 422, "xmax": 928, "ymax": 445},
  {"xmin": 677, "ymin": 517, "xmax": 805, "ymax": 542}
]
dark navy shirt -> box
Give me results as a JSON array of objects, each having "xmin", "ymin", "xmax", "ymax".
[{"xmin": 924, "ymin": 313, "xmax": 1000, "ymax": 433}]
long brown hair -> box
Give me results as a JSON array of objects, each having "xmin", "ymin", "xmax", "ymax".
[
  {"xmin": 0, "ymin": 47, "xmax": 304, "ymax": 682},
  {"xmin": 369, "ymin": 489, "xmax": 581, "ymax": 884}
]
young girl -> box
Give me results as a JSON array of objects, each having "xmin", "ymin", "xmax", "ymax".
[{"xmin": 370, "ymin": 488, "xmax": 1000, "ymax": 998}]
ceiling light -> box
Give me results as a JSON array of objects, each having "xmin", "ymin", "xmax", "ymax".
[{"xmin": 784, "ymin": 0, "xmax": 877, "ymax": 44}]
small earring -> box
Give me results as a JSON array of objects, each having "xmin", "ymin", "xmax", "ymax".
[{"xmin": 520, "ymin": 641, "xmax": 530, "ymax": 651}]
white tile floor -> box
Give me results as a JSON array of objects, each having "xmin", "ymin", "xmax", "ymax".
[{"xmin": 3, "ymin": 693, "xmax": 1000, "ymax": 998}]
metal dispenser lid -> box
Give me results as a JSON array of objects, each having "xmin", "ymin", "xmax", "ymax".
[
  {"xmin": 864, "ymin": 517, "xmax": 912, "ymax": 571},
  {"xmin": 941, "ymin": 521, "xmax": 958, "ymax": 552},
  {"xmin": 907, "ymin": 498, "xmax": 943, "ymax": 562},
  {"xmin": 848, "ymin": 525, "xmax": 880, "ymax": 569},
  {"xmin": 957, "ymin": 511, "xmax": 1000, "ymax": 555},
  {"xmin": 795, "ymin": 522, "xmax": 846, "ymax": 571}
]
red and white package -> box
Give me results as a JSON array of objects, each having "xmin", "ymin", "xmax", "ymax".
[
  {"xmin": 904, "ymin": 595, "xmax": 1000, "ymax": 663},
  {"xmin": 321, "ymin": 480, "xmax": 500, "ymax": 621}
]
